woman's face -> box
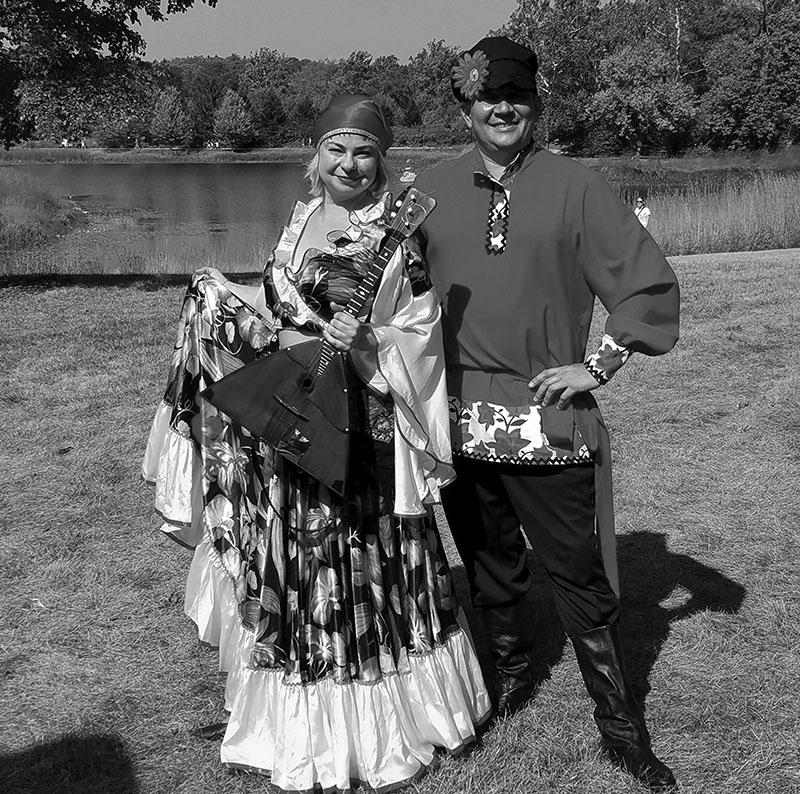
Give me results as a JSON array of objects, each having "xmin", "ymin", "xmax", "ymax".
[{"xmin": 317, "ymin": 133, "xmax": 379, "ymax": 208}]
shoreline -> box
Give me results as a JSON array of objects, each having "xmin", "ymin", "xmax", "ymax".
[
  {"xmin": 0, "ymin": 146, "xmax": 465, "ymax": 170},
  {"xmin": 3, "ymin": 146, "xmax": 800, "ymax": 174}
]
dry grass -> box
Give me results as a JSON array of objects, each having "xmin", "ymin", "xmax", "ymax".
[
  {"xmin": 0, "ymin": 168, "xmax": 86, "ymax": 251},
  {"xmin": 1, "ymin": 249, "xmax": 799, "ymax": 793},
  {"xmin": 647, "ymin": 174, "xmax": 800, "ymax": 255}
]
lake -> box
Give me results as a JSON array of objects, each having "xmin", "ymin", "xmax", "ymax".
[
  {"xmin": 10, "ymin": 162, "xmax": 312, "ymax": 274},
  {"xmin": 6, "ymin": 159, "xmax": 799, "ymax": 273}
]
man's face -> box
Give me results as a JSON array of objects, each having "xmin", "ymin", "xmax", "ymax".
[{"xmin": 463, "ymin": 83, "xmax": 541, "ymax": 166}]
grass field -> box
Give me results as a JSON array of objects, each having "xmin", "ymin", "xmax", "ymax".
[{"xmin": 1, "ymin": 249, "xmax": 799, "ymax": 793}]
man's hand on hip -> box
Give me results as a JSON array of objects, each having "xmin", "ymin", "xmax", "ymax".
[{"xmin": 528, "ymin": 364, "xmax": 599, "ymax": 410}]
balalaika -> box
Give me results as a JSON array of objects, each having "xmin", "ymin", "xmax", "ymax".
[{"xmin": 201, "ymin": 187, "xmax": 436, "ymax": 495}]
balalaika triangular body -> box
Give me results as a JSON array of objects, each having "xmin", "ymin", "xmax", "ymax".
[
  {"xmin": 202, "ymin": 338, "xmax": 351, "ymax": 495},
  {"xmin": 201, "ymin": 187, "xmax": 436, "ymax": 495}
]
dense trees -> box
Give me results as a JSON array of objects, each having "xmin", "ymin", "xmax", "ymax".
[
  {"xmin": 16, "ymin": 58, "xmax": 155, "ymax": 146},
  {"xmin": 1, "ymin": 0, "xmax": 217, "ymax": 146},
  {"xmin": 3, "ymin": 0, "xmax": 800, "ymax": 153},
  {"xmin": 406, "ymin": 40, "xmax": 465, "ymax": 144},
  {"xmin": 589, "ymin": 43, "xmax": 697, "ymax": 155},
  {"xmin": 0, "ymin": 51, "xmax": 27, "ymax": 148},
  {"xmin": 163, "ymin": 55, "xmax": 243, "ymax": 145},
  {"xmin": 496, "ymin": 0, "xmax": 800, "ymax": 154},
  {"xmin": 213, "ymin": 88, "xmax": 256, "ymax": 149},
  {"xmin": 149, "ymin": 86, "xmax": 193, "ymax": 148},
  {"xmin": 1, "ymin": 0, "xmax": 218, "ymax": 67},
  {"xmin": 496, "ymin": 1, "xmax": 602, "ymax": 150}
]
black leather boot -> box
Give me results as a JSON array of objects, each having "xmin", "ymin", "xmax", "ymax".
[
  {"xmin": 571, "ymin": 624, "xmax": 677, "ymax": 792},
  {"xmin": 483, "ymin": 602, "xmax": 535, "ymax": 718}
]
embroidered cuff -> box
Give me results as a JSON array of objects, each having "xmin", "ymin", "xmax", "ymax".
[{"xmin": 584, "ymin": 334, "xmax": 631, "ymax": 385}]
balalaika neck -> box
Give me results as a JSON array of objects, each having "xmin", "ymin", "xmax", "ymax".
[{"xmin": 314, "ymin": 227, "xmax": 405, "ymax": 377}]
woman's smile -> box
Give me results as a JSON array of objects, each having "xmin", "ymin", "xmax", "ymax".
[{"xmin": 317, "ymin": 133, "xmax": 379, "ymax": 208}]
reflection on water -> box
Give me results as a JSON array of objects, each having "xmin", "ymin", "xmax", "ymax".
[{"xmin": 11, "ymin": 162, "xmax": 310, "ymax": 273}]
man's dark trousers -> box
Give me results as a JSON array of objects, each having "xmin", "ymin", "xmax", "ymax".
[{"xmin": 441, "ymin": 457, "xmax": 620, "ymax": 634}]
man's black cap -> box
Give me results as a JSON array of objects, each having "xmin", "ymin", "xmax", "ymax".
[{"xmin": 451, "ymin": 36, "xmax": 538, "ymax": 101}]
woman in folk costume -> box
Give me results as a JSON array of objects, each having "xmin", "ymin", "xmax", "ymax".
[{"xmin": 142, "ymin": 94, "xmax": 491, "ymax": 792}]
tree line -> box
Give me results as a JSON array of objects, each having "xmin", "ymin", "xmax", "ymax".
[{"xmin": 2, "ymin": 0, "xmax": 799, "ymax": 155}]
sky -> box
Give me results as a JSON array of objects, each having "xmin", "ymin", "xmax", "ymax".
[{"xmin": 136, "ymin": 0, "xmax": 520, "ymax": 62}]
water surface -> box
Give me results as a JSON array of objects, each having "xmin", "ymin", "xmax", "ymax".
[{"xmin": 12, "ymin": 162, "xmax": 310, "ymax": 273}]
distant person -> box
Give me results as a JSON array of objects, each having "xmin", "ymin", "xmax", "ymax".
[
  {"xmin": 635, "ymin": 196, "xmax": 651, "ymax": 227},
  {"xmin": 400, "ymin": 159, "xmax": 417, "ymax": 183},
  {"xmin": 143, "ymin": 94, "xmax": 490, "ymax": 792},
  {"xmin": 413, "ymin": 36, "xmax": 679, "ymax": 791}
]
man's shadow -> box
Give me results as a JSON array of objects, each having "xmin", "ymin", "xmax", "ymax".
[
  {"xmin": 454, "ymin": 530, "xmax": 746, "ymax": 702},
  {"xmin": 0, "ymin": 732, "xmax": 139, "ymax": 794}
]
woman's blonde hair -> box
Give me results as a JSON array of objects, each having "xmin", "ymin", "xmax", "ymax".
[{"xmin": 304, "ymin": 139, "xmax": 392, "ymax": 199}]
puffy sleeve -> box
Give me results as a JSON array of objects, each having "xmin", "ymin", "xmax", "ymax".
[
  {"xmin": 349, "ymin": 241, "xmax": 454, "ymax": 516},
  {"xmin": 577, "ymin": 172, "xmax": 680, "ymax": 356}
]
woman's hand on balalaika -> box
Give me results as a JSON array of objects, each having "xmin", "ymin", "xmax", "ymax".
[{"xmin": 323, "ymin": 303, "xmax": 376, "ymax": 353}]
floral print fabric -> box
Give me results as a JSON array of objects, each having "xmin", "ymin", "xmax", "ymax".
[
  {"xmin": 162, "ymin": 267, "xmax": 464, "ymax": 686},
  {"xmin": 584, "ymin": 333, "xmax": 631, "ymax": 384},
  {"xmin": 448, "ymin": 396, "xmax": 591, "ymax": 464}
]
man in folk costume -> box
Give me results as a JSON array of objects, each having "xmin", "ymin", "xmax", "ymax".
[{"xmin": 413, "ymin": 37, "xmax": 680, "ymax": 791}]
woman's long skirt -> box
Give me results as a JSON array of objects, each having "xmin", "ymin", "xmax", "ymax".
[{"xmin": 142, "ymin": 271, "xmax": 491, "ymax": 793}]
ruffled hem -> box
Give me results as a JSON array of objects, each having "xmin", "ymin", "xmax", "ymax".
[
  {"xmin": 184, "ymin": 538, "xmax": 492, "ymax": 793},
  {"xmin": 224, "ymin": 758, "xmax": 431, "ymax": 794},
  {"xmin": 221, "ymin": 630, "xmax": 490, "ymax": 793},
  {"xmin": 142, "ymin": 400, "xmax": 204, "ymax": 548}
]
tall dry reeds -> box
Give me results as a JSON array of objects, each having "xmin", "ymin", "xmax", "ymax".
[
  {"xmin": 0, "ymin": 168, "xmax": 84, "ymax": 252},
  {"xmin": 647, "ymin": 173, "xmax": 800, "ymax": 255}
]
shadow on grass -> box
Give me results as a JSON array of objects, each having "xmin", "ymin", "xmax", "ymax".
[
  {"xmin": 616, "ymin": 531, "xmax": 746, "ymax": 698},
  {"xmin": 0, "ymin": 732, "xmax": 139, "ymax": 794},
  {"xmin": 0, "ymin": 272, "xmax": 262, "ymax": 290},
  {"xmin": 452, "ymin": 530, "xmax": 746, "ymax": 707}
]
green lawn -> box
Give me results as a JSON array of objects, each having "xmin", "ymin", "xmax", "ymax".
[{"xmin": 1, "ymin": 249, "xmax": 799, "ymax": 793}]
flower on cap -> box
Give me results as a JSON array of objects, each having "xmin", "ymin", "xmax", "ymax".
[{"xmin": 452, "ymin": 50, "xmax": 490, "ymax": 100}]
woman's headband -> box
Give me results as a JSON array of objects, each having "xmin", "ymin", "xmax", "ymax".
[{"xmin": 312, "ymin": 94, "xmax": 393, "ymax": 154}]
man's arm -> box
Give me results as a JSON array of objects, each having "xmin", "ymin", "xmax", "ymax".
[{"xmin": 529, "ymin": 174, "xmax": 677, "ymax": 409}]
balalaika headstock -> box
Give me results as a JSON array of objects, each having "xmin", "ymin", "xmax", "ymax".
[
  {"xmin": 337, "ymin": 185, "xmax": 437, "ymax": 329},
  {"xmin": 384, "ymin": 186, "xmax": 436, "ymax": 239}
]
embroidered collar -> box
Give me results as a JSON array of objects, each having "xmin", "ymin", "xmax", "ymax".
[
  {"xmin": 472, "ymin": 140, "xmax": 537, "ymax": 188},
  {"xmin": 470, "ymin": 143, "xmax": 536, "ymax": 255}
]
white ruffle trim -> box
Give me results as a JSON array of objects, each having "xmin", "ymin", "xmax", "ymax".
[
  {"xmin": 184, "ymin": 538, "xmax": 492, "ymax": 793},
  {"xmin": 142, "ymin": 401, "xmax": 204, "ymax": 548},
  {"xmin": 184, "ymin": 540, "xmax": 253, "ymax": 712}
]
